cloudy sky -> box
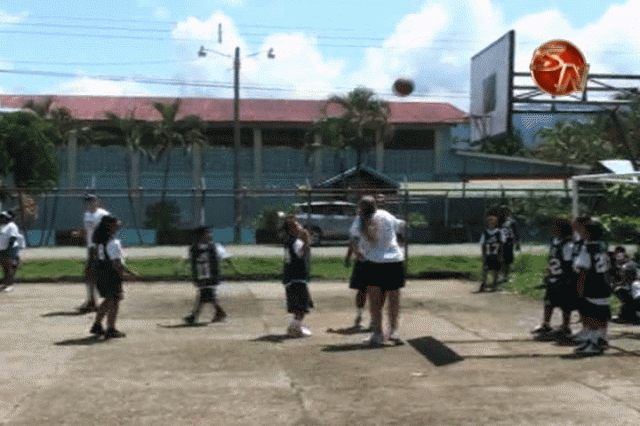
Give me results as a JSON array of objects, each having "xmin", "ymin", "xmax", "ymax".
[{"xmin": 0, "ymin": 0, "xmax": 636, "ymax": 112}]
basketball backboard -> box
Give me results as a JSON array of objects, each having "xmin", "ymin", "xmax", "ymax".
[{"xmin": 470, "ymin": 31, "xmax": 514, "ymax": 143}]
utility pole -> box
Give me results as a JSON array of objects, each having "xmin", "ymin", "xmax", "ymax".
[{"xmin": 199, "ymin": 37, "xmax": 274, "ymax": 244}]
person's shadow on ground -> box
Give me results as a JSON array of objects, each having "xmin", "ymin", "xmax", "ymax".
[
  {"xmin": 54, "ymin": 335, "xmax": 105, "ymax": 346},
  {"xmin": 250, "ymin": 334, "xmax": 299, "ymax": 343},
  {"xmin": 41, "ymin": 311, "xmax": 86, "ymax": 317}
]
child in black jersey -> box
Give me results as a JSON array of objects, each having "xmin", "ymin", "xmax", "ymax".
[
  {"xmin": 573, "ymin": 223, "xmax": 611, "ymax": 355},
  {"xmin": 184, "ymin": 227, "xmax": 236, "ymax": 325},
  {"xmin": 610, "ymin": 246, "xmax": 640, "ymax": 324},
  {"xmin": 476, "ymin": 214, "xmax": 504, "ymax": 293},
  {"xmin": 532, "ymin": 217, "xmax": 576, "ymax": 339},
  {"xmin": 281, "ymin": 215, "xmax": 313, "ymax": 338},
  {"xmin": 499, "ymin": 206, "xmax": 520, "ymax": 283}
]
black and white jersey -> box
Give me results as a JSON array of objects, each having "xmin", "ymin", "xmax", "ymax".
[
  {"xmin": 502, "ymin": 217, "xmax": 520, "ymax": 246},
  {"xmin": 189, "ymin": 242, "xmax": 228, "ymax": 287},
  {"xmin": 547, "ymin": 237, "xmax": 574, "ymax": 284},
  {"xmin": 283, "ymin": 237, "xmax": 309, "ymax": 285},
  {"xmin": 480, "ymin": 228, "xmax": 503, "ymax": 258},
  {"xmin": 574, "ymin": 241, "xmax": 611, "ymax": 299}
]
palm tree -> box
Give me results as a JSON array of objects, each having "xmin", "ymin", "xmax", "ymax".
[
  {"xmin": 92, "ymin": 109, "xmax": 154, "ymax": 244},
  {"xmin": 308, "ymin": 87, "xmax": 392, "ymax": 171},
  {"xmin": 150, "ymin": 99, "xmax": 207, "ymax": 203}
]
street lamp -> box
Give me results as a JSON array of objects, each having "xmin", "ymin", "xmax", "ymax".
[{"xmin": 198, "ymin": 45, "xmax": 275, "ymax": 243}]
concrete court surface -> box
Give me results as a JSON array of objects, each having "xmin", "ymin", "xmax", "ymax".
[{"xmin": 2, "ymin": 279, "xmax": 640, "ymax": 426}]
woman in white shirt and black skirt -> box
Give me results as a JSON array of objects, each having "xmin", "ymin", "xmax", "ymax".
[{"xmin": 349, "ymin": 196, "xmax": 406, "ymax": 346}]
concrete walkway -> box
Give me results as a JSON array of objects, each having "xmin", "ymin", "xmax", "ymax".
[{"xmin": 2, "ymin": 278, "xmax": 640, "ymax": 425}]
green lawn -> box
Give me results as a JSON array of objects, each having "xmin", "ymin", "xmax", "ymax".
[{"xmin": 16, "ymin": 256, "xmax": 486, "ymax": 282}]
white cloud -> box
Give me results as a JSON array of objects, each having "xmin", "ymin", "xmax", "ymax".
[
  {"xmin": 56, "ymin": 77, "xmax": 154, "ymax": 97},
  {"xmin": 348, "ymin": 0, "xmax": 506, "ymax": 109},
  {"xmin": 0, "ymin": 10, "xmax": 26, "ymax": 25},
  {"xmin": 171, "ymin": 13, "xmax": 345, "ymax": 100},
  {"xmin": 165, "ymin": 1, "xmax": 640, "ymax": 112},
  {"xmin": 154, "ymin": 7, "xmax": 171, "ymax": 20}
]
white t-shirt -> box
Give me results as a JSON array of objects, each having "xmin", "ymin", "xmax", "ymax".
[
  {"xmin": 349, "ymin": 209, "xmax": 405, "ymax": 263},
  {"xmin": 97, "ymin": 239, "xmax": 124, "ymax": 264},
  {"xmin": 84, "ymin": 208, "xmax": 110, "ymax": 248},
  {"xmin": 0, "ymin": 222, "xmax": 21, "ymax": 250}
]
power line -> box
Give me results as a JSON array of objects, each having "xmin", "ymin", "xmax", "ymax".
[{"xmin": 0, "ymin": 67, "xmax": 470, "ymax": 99}]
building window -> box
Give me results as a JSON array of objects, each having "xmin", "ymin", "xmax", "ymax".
[{"xmin": 387, "ymin": 130, "xmax": 435, "ymax": 150}]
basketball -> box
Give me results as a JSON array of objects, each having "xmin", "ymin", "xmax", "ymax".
[{"xmin": 392, "ymin": 78, "xmax": 414, "ymax": 97}]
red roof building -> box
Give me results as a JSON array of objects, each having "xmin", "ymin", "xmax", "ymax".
[{"xmin": 0, "ymin": 95, "xmax": 467, "ymax": 127}]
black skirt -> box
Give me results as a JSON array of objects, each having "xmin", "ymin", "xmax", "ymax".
[{"xmin": 360, "ymin": 261, "xmax": 405, "ymax": 291}]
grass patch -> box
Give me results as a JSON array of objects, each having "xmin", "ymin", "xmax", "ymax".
[
  {"xmin": 14, "ymin": 254, "xmax": 567, "ymax": 303},
  {"xmin": 15, "ymin": 255, "xmax": 490, "ymax": 283}
]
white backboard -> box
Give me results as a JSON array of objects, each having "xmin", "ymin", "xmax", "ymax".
[{"xmin": 470, "ymin": 31, "xmax": 514, "ymax": 143}]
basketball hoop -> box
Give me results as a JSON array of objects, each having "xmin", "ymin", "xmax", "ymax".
[{"xmin": 469, "ymin": 114, "xmax": 492, "ymax": 143}]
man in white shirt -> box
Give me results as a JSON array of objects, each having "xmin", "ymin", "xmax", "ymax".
[{"xmin": 79, "ymin": 194, "xmax": 110, "ymax": 313}]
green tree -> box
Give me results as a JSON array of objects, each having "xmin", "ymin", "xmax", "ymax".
[
  {"xmin": 150, "ymin": 99, "xmax": 207, "ymax": 203},
  {"xmin": 22, "ymin": 97, "xmax": 92, "ymax": 147},
  {"xmin": 534, "ymin": 119, "xmax": 621, "ymax": 167},
  {"xmin": 308, "ymin": 87, "xmax": 391, "ymax": 170},
  {"xmin": 91, "ymin": 110, "xmax": 155, "ymax": 243},
  {"xmin": 0, "ymin": 112, "xmax": 59, "ymax": 190},
  {"xmin": 480, "ymin": 129, "xmax": 525, "ymax": 156}
]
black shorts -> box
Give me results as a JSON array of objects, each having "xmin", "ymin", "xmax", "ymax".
[
  {"xmin": 361, "ymin": 261, "xmax": 405, "ymax": 291},
  {"xmin": 96, "ymin": 278, "xmax": 123, "ymax": 299},
  {"xmin": 349, "ymin": 260, "xmax": 368, "ymax": 291},
  {"xmin": 544, "ymin": 278, "xmax": 579, "ymax": 312},
  {"xmin": 285, "ymin": 280, "xmax": 313, "ymax": 314},
  {"xmin": 483, "ymin": 256, "xmax": 501, "ymax": 272},
  {"xmin": 85, "ymin": 247, "xmax": 98, "ymax": 280},
  {"xmin": 579, "ymin": 298, "xmax": 611, "ymax": 322},
  {"xmin": 198, "ymin": 287, "xmax": 217, "ymax": 303},
  {"xmin": 502, "ymin": 242, "xmax": 514, "ymax": 266}
]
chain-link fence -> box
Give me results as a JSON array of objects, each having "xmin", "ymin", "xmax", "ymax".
[{"xmin": 0, "ymin": 183, "xmax": 582, "ymax": 247}]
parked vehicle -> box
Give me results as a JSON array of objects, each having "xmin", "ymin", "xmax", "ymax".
[{"xmin": 292, "ymin": 201, "xmax": 357, "ymax": 246}]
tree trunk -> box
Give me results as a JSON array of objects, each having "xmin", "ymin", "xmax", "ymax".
[{"xmin": 161, "ymin": 149, "xmax": 172, "ymax": 204}]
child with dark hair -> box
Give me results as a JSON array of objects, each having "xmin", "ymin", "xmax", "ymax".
[
  {"xmin": 0, "ymin": 211, "xmax": 25, "ymax": 293},
  {"xmin": 282, "ymin": 215, "xmax": 313, "ymax": 338},
  {"xmin": 184, "ymin": 227, "xmax": 236, "ymax": 325},
  {"xmin": 610, "ymin": 246, "xmax": 640, "ymax": 324},
  {"xmin": 89, "ymin": 215, "xmax": 139, "ymax": 339},
  {"xmin": 476, "ymin": 214, "xmax": 504, "ymax": 293},
  {"xmin": 567, "ymin": 214, "xmax": 593, "ymax": 344},
  {"xmin": 573, "ymin": 222, "xmax": 611, "ymax": 355},
  {"xmin": 499, "ymin": 206, "xmax": 520, "ymax": 283},
  {"xmin": 532, "ymin": 217, "xmax": 576, "ymax": 339}
]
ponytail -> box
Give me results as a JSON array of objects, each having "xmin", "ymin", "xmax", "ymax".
[{"xmin": 358, "ymin": 196, "xmax": 377, "ymax": 242}]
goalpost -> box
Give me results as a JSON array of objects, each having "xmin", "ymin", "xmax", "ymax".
[{"xmin": 570, "ymin": 171, "xmax": 640, "ymax": 217}]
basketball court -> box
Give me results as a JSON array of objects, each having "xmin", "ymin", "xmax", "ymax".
[{"xmin": 2, "ymin": 277, "xmax": 640, "ymax": 425}]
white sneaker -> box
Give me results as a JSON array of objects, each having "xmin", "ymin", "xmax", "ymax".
[
  {"xmin": 387, "ymin": 331, "xmax": 402, "ymax": 344},
  {"xmin": 300, "ymin": 326, "xmax": 312, "ymax": 337},
  {"xmin": 0, "ymin": 285, "xmax": 13, "ymax": 293},
  {"xmin": 363, "ymin": 333, "xmax": 384, "ymax": 346}
]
